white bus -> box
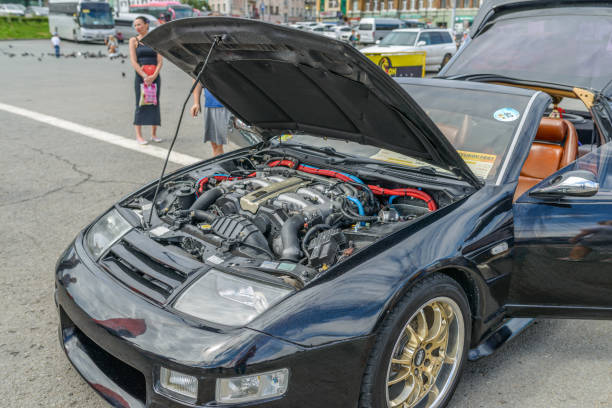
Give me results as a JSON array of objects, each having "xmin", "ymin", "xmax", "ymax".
[{"xmin": 49, "ymin": 0, "xmax": 115, "ymax": 42}]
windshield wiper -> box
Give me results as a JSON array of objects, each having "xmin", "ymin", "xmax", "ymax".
[
  {"xmin": 329, "ymin": 157, "xmax": 449, "ymax": 177},
  {"xmin": 440, "ymin": 73, "xmax": 520, "ymax": 82},
  {"xmin": 277, "ymin": 142, "xmax": 350, "ymax": 159}
]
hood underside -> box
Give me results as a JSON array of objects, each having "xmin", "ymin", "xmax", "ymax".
[{"xmin": 142, "ymin": 17, "xmax": 480, "ymax": 187}]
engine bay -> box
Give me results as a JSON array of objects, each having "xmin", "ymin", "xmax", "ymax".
[{"xmin": 123, "ymin": 148, "xmax": 463, "ymax": 284}]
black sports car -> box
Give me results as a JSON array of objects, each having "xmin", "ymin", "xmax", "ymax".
[{"xmin": 56, "ymin": 12, "xmax": 612, "ymax": 408}]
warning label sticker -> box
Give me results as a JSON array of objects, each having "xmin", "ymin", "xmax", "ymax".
[
  {"xmin": 370, "ymin": 149, "xmax": 497, "ymax": 180},
  {"xmin": 369, "ymin": 149, "xmax": 451, "ymax": 173},
  {"xmin": 457, "ymin": 150, "xmax": 497, "ymax": 179}
]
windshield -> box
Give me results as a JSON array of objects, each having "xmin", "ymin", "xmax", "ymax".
[
  {"xmin": 261, "ymin": 84, "xmax": 532, "ymax": 183},
  {"xmin": 379, "ymin": 31, "xmax": 417, "ymax": 46},
  {"xmin": 79, "ymin": 3, "xmax": 113, "ymax": 28},
  {"xmin": 444, "ymin": 11, "xmax": 612, "ymax": 90}
]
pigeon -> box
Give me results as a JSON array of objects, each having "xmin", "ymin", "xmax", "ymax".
[
  {"xmin": 8, "ymin": 44, "xmax": 12, "ymax": 48},
  {"xmin": 121, "ymin": 72, "xmax": 126, "ymax": 78},
  {"xmin": 38, "ymin": 57, "xmax": 42, "ymax": 62},
  {"xmin": 121, "ymin": 59, "xmax": 125, "ymax": 64}
]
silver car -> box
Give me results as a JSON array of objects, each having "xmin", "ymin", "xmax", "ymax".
[{"xmin": 360, "ymin": 28, "xmax": 458, "ymax": 71}]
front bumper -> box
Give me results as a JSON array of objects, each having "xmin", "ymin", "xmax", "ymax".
[{"xmin": 55, "ymin": 235, "xmax": 369, "ymax": 407}]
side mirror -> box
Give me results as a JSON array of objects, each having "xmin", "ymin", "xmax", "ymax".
[
  {"xmin": 530, "ymin": 170, "xmax": 599, "ymax": 198},
  {"xmin": 375, "ymin": 39, "xmax": 380, "ymax": 44},
  {"xmin": 416, "ymin": 40, "xmax": 426, "ymax": 46}
]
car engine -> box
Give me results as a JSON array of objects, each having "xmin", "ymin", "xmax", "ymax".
[{"xmin": 126, "ymin": 152, "xmax": 448, "ymax": 282}]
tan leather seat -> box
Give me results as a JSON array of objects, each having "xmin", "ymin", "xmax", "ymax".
[{"xmin": 514, "ymin": 118, "xmax": 578, "ymax": 201}]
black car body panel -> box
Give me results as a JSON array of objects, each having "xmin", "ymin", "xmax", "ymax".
[
  {"xmin": 142, "ymin": 17, "xmax": 480, "ymax": 187},
  {"xmin": 57, "ymin": 238, "xmax": 372, "ymax": 407},
  {"xmin": 470, "ymin": 0, "xmax": 612, "ymax": 39},
  {"xmin": 441, "ymin": 2, "xmax": 612, "ymax": 92},
  {"xmin": 508, "ymin": 143, "xmax": 612, "ymax": 316},
  {"xmin": 55, "ymin": 19, "xmax": 612, "ymax": 408}
]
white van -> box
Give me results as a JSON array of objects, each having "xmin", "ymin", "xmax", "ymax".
[
  {"xmin": 360, "ymin": 28, "xmax": 458, "ymax": 71},
  {"xmin": 357, "ymin": 18, "xmax": 406, "ymax": 44}
]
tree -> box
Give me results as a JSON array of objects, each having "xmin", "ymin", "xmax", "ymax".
[{"xmin": 184, "ymin": 0, "xmax": 211, "ymax": 11}]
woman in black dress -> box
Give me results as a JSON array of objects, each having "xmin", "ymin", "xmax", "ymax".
[{"xmin": 129, "ymin": 16, "xmax": 163, "ymax": 145}]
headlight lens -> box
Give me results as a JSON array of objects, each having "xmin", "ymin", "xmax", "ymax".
[
  {"xmin": 159, "ymin": 367, "xmax": 198, "ymax": 400},
  {"xmin": 84, "ymin": 209, "xmax": 132, "ymax": 260},
  {"xmin": 173, "ymin": 269, "xmax": 292, "ymax": 326},
  {"xmin": 216, "ymin": 369, "xmax": 289, "ymax": 403}
]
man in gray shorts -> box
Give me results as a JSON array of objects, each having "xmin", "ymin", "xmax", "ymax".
[{"xmin": 190, "ymin": 83, "xmax": 231, "ymax": 156}]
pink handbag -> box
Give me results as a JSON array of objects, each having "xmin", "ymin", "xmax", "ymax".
[{"xmin": 139, "ymin": 83, "xmax": 157, "ymax": 106}]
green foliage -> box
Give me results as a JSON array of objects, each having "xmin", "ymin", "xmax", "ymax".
[
  {"xmin": 0, "ymin": 16, "xmax": 50, "ymax": 39},
  {"xmin": 184, "ymin": 0, "xmax": 210, "ymax": 11}
]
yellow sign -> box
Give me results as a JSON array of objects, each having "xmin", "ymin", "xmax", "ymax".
[
  {"xmin": 364, "ymin": 52, "xmax": 426, "ymax": 78},
  {"xmin": 457, "ymin": 150, "xmax": 497, "ymax": 179},
  {"xmin": 371, "ymin": 148, "xmax": 498, "ymax": 180}
]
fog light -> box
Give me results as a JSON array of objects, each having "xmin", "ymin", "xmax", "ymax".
[
  {"xmin": 216, "ymin": 368, "xmax": 289, "ymax": 403},
  {"xmin": 159, "ymin": 367, "xmax": 198, "ymax": 400}
]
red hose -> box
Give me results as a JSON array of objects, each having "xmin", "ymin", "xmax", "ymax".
[
  {"xmin": 196, "ymin": 172, "xmax": 257, "ymax": 196},
  {"xmin": 268, "ymin": 160, "xmax": 437, "ymax": 211}
]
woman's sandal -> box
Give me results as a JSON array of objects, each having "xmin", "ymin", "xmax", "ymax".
[
  {"xmin": 137, "ymin": 139, "xmax": 149, "ymax": 145},
  {"xmin": 151, "ymin": 136, "xmax": 163, "ymax": 143}
]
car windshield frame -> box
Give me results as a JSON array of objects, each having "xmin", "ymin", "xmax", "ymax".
[
  {"xmin": 379, "ymin": 31, "xmax": 418, "ymax": 46},
  {"xmin": 443, "ymin": 8, "xmax": 612, "ymax": 90},
  {"xmin": 260, "ymin": 83, "xmax": 537, "ymax": 185}
]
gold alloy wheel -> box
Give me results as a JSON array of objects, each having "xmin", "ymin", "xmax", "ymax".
[{"xmin": 385, "ymin": 297, "xmax": 464, "ymax": 408}]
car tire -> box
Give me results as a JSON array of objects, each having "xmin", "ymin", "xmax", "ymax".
[
  {"xmin": 441, "ymin": 54, "xmax": 452, "ymax": 69},
  {"xmin": 359, "ymin": 274, "xmax": 471, "ymax": 408}
]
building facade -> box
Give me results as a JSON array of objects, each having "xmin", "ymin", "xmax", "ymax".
[
  {"xmin": 206, "ymin": 0, "xmax": 307, "ymax": 22},
  {"xmin": 337, "ymin": 0, "xmax": 484, "ymax": 28}
]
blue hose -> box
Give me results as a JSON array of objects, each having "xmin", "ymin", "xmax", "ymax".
[{"xmin": 346, "ymin": 196, "xmax": 366, "ymax": 226}]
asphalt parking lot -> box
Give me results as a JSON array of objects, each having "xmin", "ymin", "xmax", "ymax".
[{"xmin": 1, "ymin": 39, "xmax": 611, "ymax": 408}]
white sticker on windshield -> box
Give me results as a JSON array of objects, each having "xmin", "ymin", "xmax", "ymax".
[{"xmin": 493, "ymin": 108, "xmax": 520, "ymax": 122}]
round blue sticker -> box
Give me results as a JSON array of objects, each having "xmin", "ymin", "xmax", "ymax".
[{"xmin": 493, "ymin": 108, "xmax": 520, "ymax": 122}]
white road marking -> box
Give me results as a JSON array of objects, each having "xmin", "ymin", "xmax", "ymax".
[{"xmin": 0, "ymin": 102, "xmax": 201, "ymax": 166}]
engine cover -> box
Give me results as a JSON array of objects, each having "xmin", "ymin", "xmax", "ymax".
[{"xmin": 239, "ymin": 177, "xmax": 309, "ymax": 213}]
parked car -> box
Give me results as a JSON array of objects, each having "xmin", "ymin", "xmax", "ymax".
[
  {"xmin": 0, "ymin": 3, "xmax": 25, "ymax": 16},
  {"xmin": 55, "ymin": 16, "xmax": 612, "ymax": 408},
  {"xmin": 403, "ymin": 18, "xmax": 426, "ymax": 28},
  {"xmin": 358, "ymin": 17, "xmax": 406, "ymax": 44},
  {"xmin": 24, "ymin": 6, "xmax": 48, "ymax": 16},
  {"xmin": 114, "ymin": 13, "xmax": 160, "ymax": 40},
  {"xmin": 306, "ymin": 23, "xmax": 337, "ymax": 38},
  {"xmin": 361, "ymin": 28, "xmax": 457, "ymax": 71},
  {"xmin": 335, "ymin": 25, "xmax": 352, "ymax": 41}
]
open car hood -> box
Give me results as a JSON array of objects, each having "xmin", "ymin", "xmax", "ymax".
[
  {"xmin": 142, "ymin": 17, "xmax": 480, "ymax": 187},
  {"xmin": 442, "ymin": 0, "xmax": 612, "ymax": 92}
]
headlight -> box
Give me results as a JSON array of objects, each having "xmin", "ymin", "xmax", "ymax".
[
  {"xmin": 173, "ymin": 269, "xmax": 292, "ymax": 326},
  {"xmin": 216, "ymin": 368, "xmax": 289, "ymax": 404},
  {"xmin": 159, "ymin": 367, "xmax": 198, "ymax": 400},
  {"xmin": 84, "ymin": 209, "xmax": 132, "ymax": 260}
]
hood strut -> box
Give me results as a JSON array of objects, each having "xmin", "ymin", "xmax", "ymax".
[{"xmin": 147, "ymin": 34, "xmax": 226, "ymax": 228}]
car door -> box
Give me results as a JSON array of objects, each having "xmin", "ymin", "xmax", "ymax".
[
  {"xmin": 508, "ymin": 143, "xmax": 612, "ymax": 317},
  {"xmin": 429, "ymin": 31, "xmax": 445, "ymax": 65},
  {"xmin": 416, "ymin": 32, "xmax": 435, "ymax": 67}
]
